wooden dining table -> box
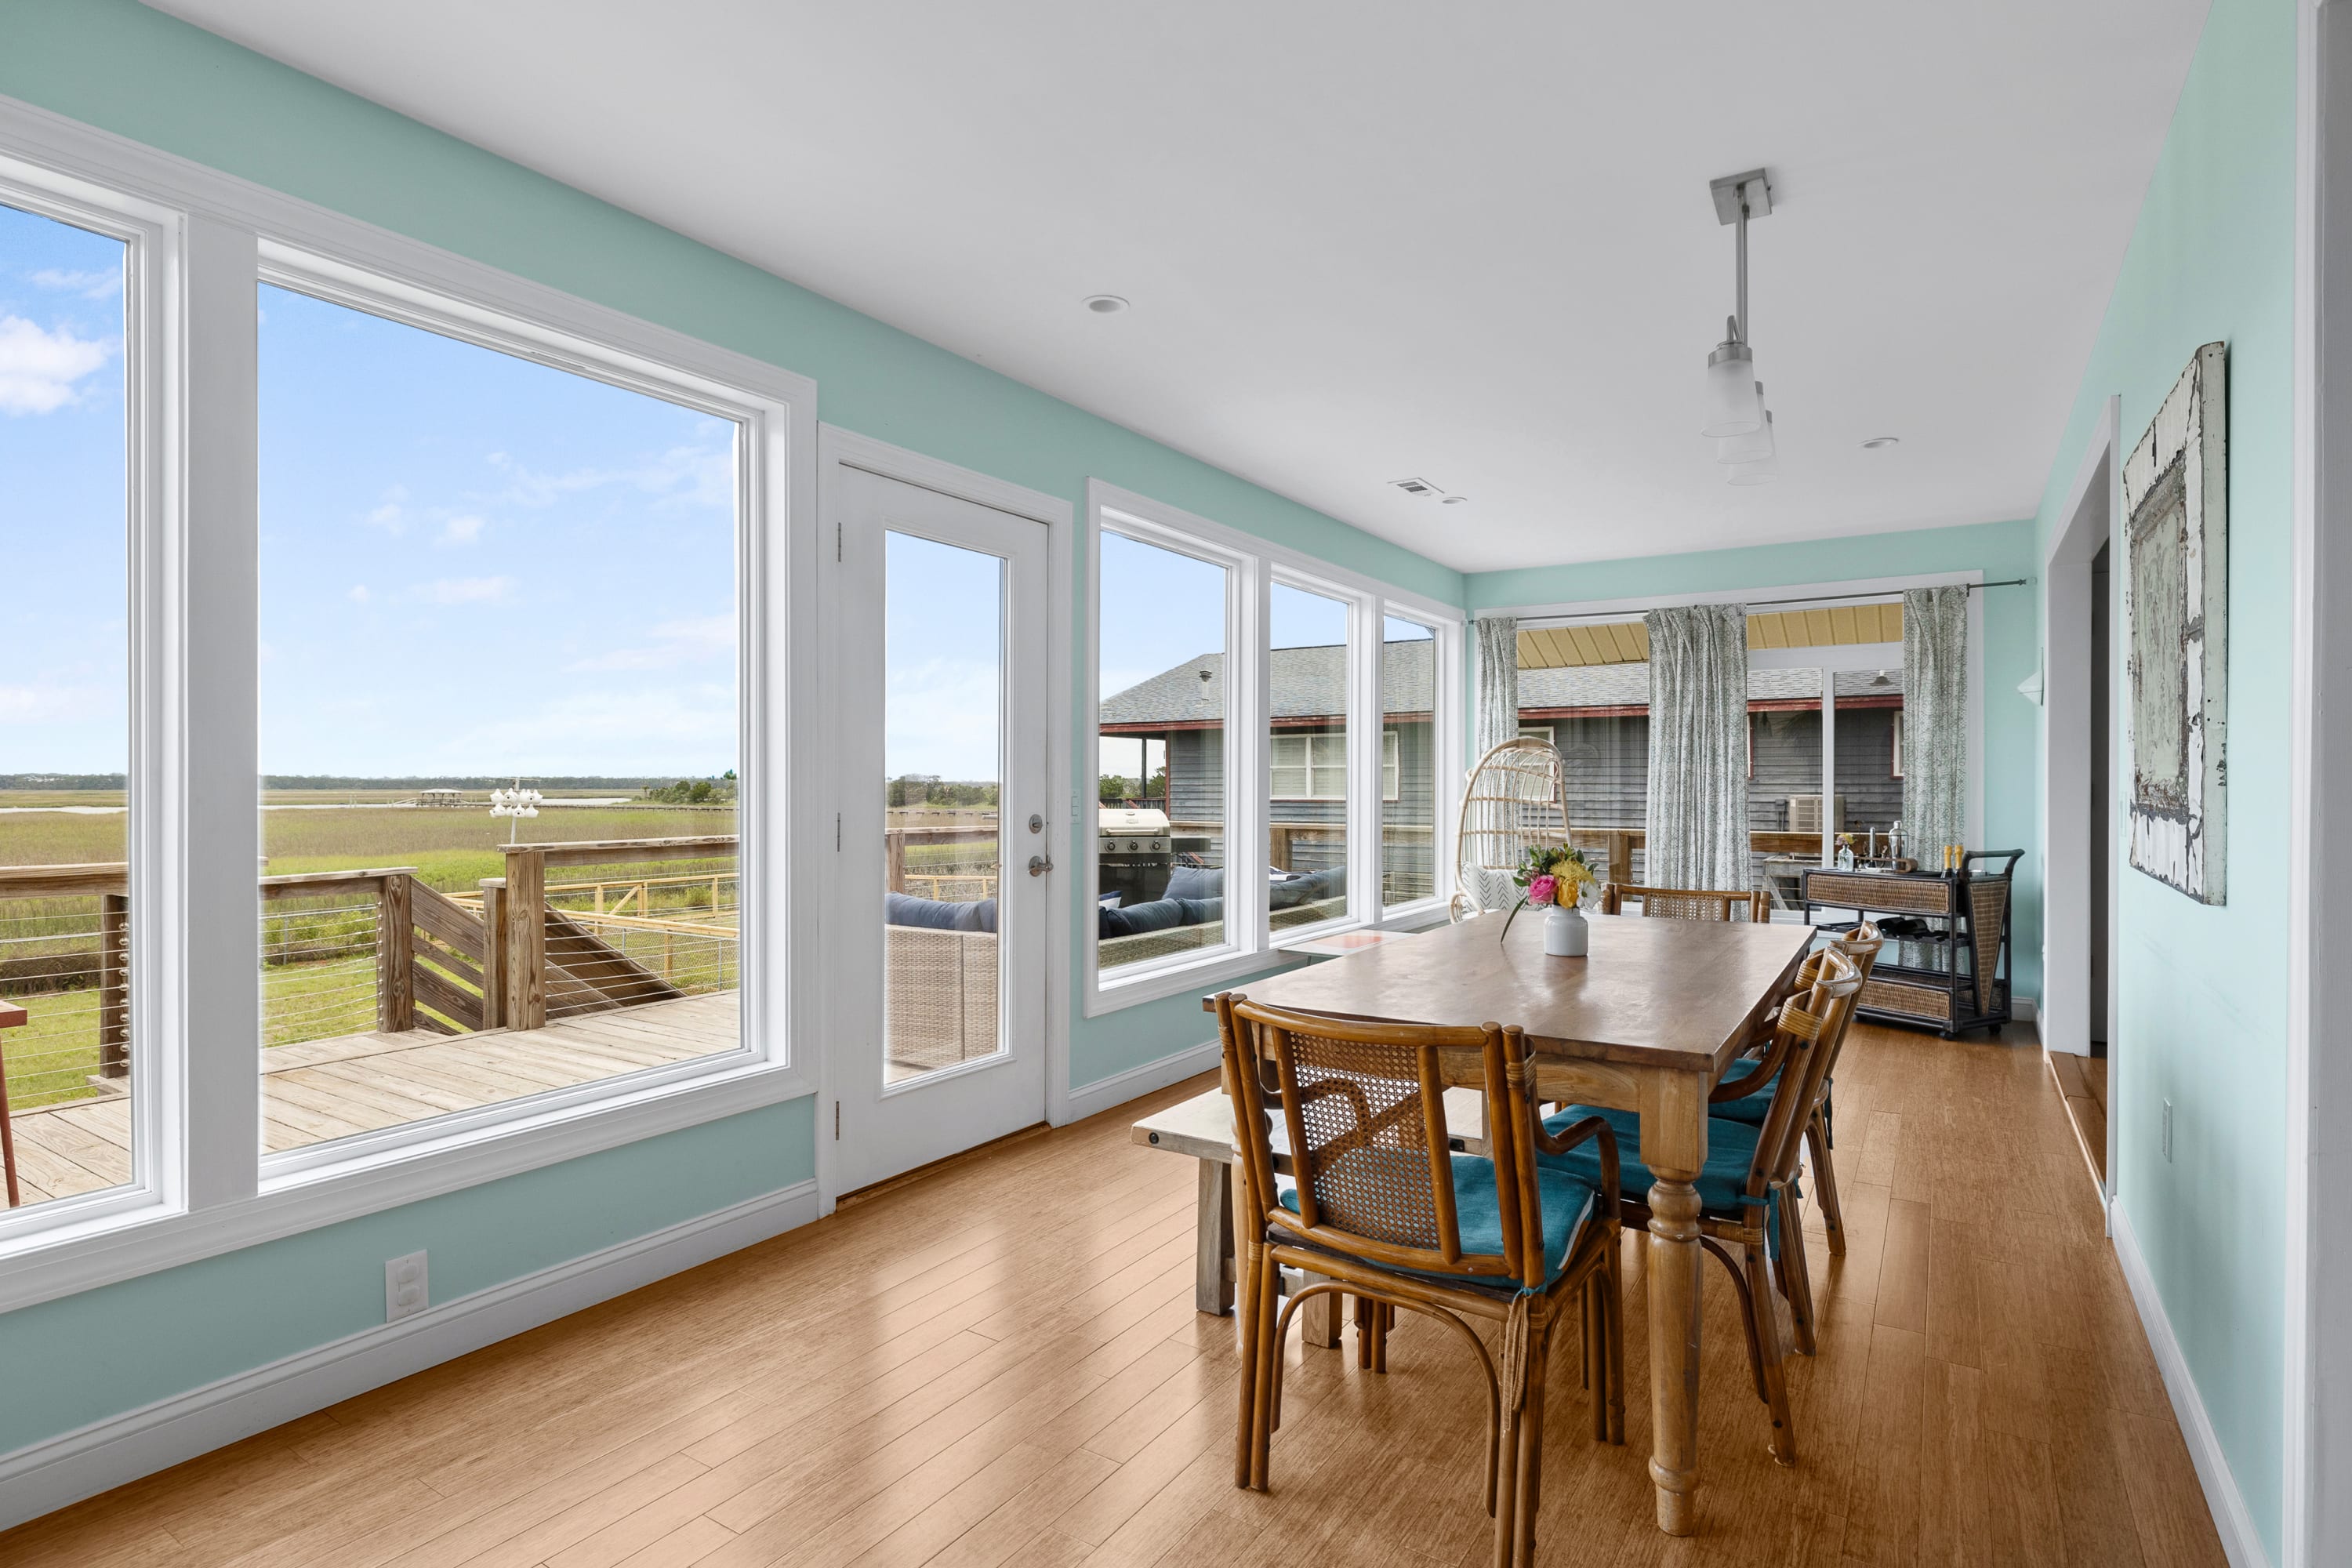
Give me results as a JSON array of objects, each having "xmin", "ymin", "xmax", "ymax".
[{"xmin": 1203, "ymin": 909, "xmax": 1814, "ymax": 1536}]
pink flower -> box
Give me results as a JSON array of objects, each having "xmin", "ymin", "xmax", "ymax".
[{"xmin": 1528, "ymin": 874, "xmax": 1558, "ymax": 907}]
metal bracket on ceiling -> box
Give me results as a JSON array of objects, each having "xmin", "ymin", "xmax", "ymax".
[{"xmin": 1709, "ymin": 169, "xmax": 1773, "ymax": 225}]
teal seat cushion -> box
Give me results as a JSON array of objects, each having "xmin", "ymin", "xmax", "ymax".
[
  {"xmin": 1537, "ymin": 1105, "xmax": 1770, "ymax": 1221},
  {"xmin": 1277, "ymin": 1152, "xmax": 1595, "ymax": 1289},
  {"xmin": 1710, "ymin": 1065, "xmax": 1831, "ymax": 1127}
]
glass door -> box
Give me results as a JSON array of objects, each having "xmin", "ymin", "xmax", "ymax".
[{"xmin": 828, "ymin": 466, "xmax": 1049, "ymax": 1193}]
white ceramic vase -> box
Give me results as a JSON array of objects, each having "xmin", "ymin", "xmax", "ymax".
[{"xmin": 1544, "ymin": 902, "xmax": 1588, "ymax": 957}]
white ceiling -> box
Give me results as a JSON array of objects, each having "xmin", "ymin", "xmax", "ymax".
[{"xmin": 148, "ymin": 1, "xmax": 2210, "ymax": 574}]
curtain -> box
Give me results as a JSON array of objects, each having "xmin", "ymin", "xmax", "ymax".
[
  {"xmin": 1902, "ymin": 584, "xmax": 1969, "ymax": 862},
  {"xmin": 1475, "ymin": 615, "xmax": 1519, "ymax": 761},
  {"xmin": 1643, "ymin": 603, "xmax": 1749, "ymax": 891}
]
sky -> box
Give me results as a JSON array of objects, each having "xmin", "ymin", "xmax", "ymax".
[{"xmin": 0, "ymin": 201, "xmax": 129, "ymax": 784}]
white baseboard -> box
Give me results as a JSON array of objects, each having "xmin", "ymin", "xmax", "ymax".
[
  {"xmin": 0, "ymin": 1178, "xmax": 819, "ymax": 1532},
  {"xmin": 1061, "ymin": 1039, "xmax": 1221, "ymax": 1124},
  {"xmin": 2013, "ymin": 996, "xmax": 2038, "ymax": 1023},
  {"xmin": 2111, "ymin": 1202, "xmax": 2271, "ymax": 1568}
]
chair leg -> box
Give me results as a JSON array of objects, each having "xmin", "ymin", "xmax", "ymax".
[
  {"xmin": 1703, "ymin": 1234, "xmax": 1769, "ymax": 1402},
  {"xmin": 1807, "ymin": 1108, "xmax": 1846, "ymax": 1258},
  {"xmin": 1374, "ymin": 1301, "xmax": 1392, "ymax": 1373},
  {"xmin": 1247, "ymin": 1251, "xmax": 1282, "ymax": 1490},
  {"xmin": 1584, "ymin": 1272, "xmax": 1606, "ymax": 1441},
  {"xmin": 1512, "ymin": 1307, "xmax": 1551, "ymax": 1567},
  {"xmin": 1232, "ymin": 1241, "xmax": 1263, "ymax": 1487},
  {"xmin": 1604, "ymin": 1235, "xmax": 1626, "ymax": 1445},
  {"xmin": 1776, "ymin": 1191, "xmax": 1818, "ymax": 1356},
  {"xmin": 1744, "ymin": 1238, "xmax": 1796, "ymax": 1466}
]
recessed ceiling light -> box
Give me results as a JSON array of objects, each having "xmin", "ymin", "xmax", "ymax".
[
  {"xmin": 1082, "ymin": 294, "xmax": 1129, "ymax": 315},
  {"xmin": 1440, "ymin": 495, "xmax": 1468, "ymax": 506},
  {"xmin": 1861, "ymin": 435, "xmax": 1901, "ymax": 450}
]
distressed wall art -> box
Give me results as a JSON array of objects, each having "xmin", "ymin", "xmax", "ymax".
[{"xmin": 2122, "ymin": 340, "xmax": 2228, "ymax": 904}]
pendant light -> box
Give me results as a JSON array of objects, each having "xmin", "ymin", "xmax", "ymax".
[
  {"xmin": 1726, "ymin": 412, "xmax": 1779, "ymax": 485},
  {"xmin": 1700, "ymin": 170, "xmax": 1775, "ymax": 472}
]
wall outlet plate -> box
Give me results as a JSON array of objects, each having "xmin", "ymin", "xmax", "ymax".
[{"xmin": 386, "ymin": 1250, "xmax": 428, "ymax": 1323}]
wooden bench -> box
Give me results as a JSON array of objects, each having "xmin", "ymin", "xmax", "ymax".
[{"xmin": 1130, "ymin": 1083, "xmax": 1486, "ymax": 1346}]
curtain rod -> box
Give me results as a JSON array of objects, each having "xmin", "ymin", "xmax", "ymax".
[{"xmin": 1733, "ymin": 578, "xmax": 2028, "ymax": 612}]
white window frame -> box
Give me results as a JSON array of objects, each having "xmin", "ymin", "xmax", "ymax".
[
  {"xmin": 0, "ymin": 104, "xmax": 820, "ymax": 1314},
  {"xmin": 1083, "ymin": 481, "xmax": 1461, "ymax": 1015},
  {"xmin": 1268, "ymin": 730, "xmax": 1362, "ymax": 800},
  {"xmin": 1382, "ymin": 728, "xmax": 1402, "ymax": 802}
]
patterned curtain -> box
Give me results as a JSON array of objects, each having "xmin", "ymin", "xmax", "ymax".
[
  {"xmin": 1643, "ymin": 604, "xmax": 1749, "ymax": 890},
  {"xmin": 1902, "ymin": 584, "xmax": 1969, "ymax": 861},
  {"xmin": 1475, "ymin": 616, "xmax": 1519, "ymax": 761}
]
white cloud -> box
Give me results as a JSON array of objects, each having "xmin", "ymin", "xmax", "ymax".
[
  {"xmin": 363, "ymin": 485, "xmax": 409, "ymax": 535},
  {"xmin": 419, "ymin": 576, "xmax": 514, "ymax": 605},
  {"xmin": 885, "ymin": 656, "xmax": 1004, "ymax": 780},
  {"xmin": 347, "ymin": 585, "xmax": 372, "ymax": 603},
  {"xmin": 487, "ymin": 435, "xmax": 734, "ymax": 514},
  {"xmin": 565, "ymin": 613, "xmax": 736, "ymax": 673},
  {"xmin": 0, "ymin": 314, "xmax": 114, "ymax": 415},
  {"xmin": 0, "ymin": 679, "xmax": 110, "ymax": 724},
  {"xmin": 437, "ymin": 514, "xmax": 486, "ymax": 546},
  {"xmin": 29, "ymin": 267, "xmax": 120, "ymax": 301}
]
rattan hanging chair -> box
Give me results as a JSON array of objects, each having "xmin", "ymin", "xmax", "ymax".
[{"xmin": 1449, "ymin": 736, "xmax": 1572, "ymax": 921}]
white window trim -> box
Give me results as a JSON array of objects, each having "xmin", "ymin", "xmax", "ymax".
[
  {"xmin": 0, "ymin": 96, "xmax": 821, "ymax": 1312},
  {"xmin": 1083, "ymin": 481, "xmax": 1461, "ymax": 1015}
]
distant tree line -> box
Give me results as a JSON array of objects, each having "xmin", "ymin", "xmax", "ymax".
[
  {"xmin": 887, "ymin": 775, "xmax": 1000, "ymax": 808},
  {"xmin": 641, "ymin": 771, "xmax": 738, "ymax": 804}
]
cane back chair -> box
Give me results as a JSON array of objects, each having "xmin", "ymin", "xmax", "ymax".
[
  {"xmin": 1217, "ymin": 993, "xmax": 1623, "ymax": 1568},
  {"xmin": 1533, "ymin": 947, "xmax": 1862, "ymax": 1465},
  {"xmin": 1597, "ymin": 881, "xmax": 1769, "ymax": 923},
  {"xmin": 1712, "ymin": 923, "xmax": 1883, "ymax": 1314}
]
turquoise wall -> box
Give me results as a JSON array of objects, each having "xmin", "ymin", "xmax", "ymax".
[
  {"xmin": 2026, "ymin": 0, "xmax": 2296, "ymax": 1555},
  {"xmin": 0, "ymin": 0, "xmax": 1461, "ymax": 1461},
  {"xmin": 1466, "ymin": 517, "xmax": 2045, "ymax": 1000}
]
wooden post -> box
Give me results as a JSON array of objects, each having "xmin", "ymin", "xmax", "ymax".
[
  {"xmin": 478, "ymin": 881, "xmax": 506, "ymax": 1030},
  {"xmin": 506, "ymin": 849, "xmax": 546, "ymax": 1030},
  {"xmin": 1608, "ymin": 830, "xmax": 1633, "ymax": 887},
  {"xmin": 887, "ymin": 829, "xmax": 907, "ymax": 893},
  {"xmin": 376, "ymin": 874, "xmax": 415, "ymax": 1033},
  {"xmin": 97, "ymin": 891, "xmax": 129, "ymax": 1079}
]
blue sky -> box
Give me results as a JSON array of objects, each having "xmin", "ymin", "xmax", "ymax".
[{"xmin": 0, "ymin": 201, "xmax": 129, "ymax": 781}]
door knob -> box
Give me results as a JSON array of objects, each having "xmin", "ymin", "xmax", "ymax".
[{"xmin": 1028, "ymin": 855, "xmax": 1053, "ymax": 877}]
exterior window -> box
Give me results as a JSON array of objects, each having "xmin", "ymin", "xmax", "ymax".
[
  {"xmin": 257, "ymin": 281, "xmax": 742, "ymax": 1156},
  {"xmin": 1268, "ymin": 583, "xmax": 1348, "ymax": 931},
  {"xmin": 1381, "ymin": 729, "xmax": 1402, "ymax": 800},
  {"xmin": 1381, "ymin": 615, "xmax": 1433, "ymax": 909},
  {"xmin": 0, "ymin": 198, "xmax": 136, "ymax": 1212},
  {"xmin": 1890, "ymin": 707, "xmax": 1907, "ymax": 778},
  {"xmin": 1094, "ymin": 528, "xmax": 1230, "ymax": 975},
  {"xmin": 1519, "ymin": 654, "xmax": 1650, "ymax": 884}
]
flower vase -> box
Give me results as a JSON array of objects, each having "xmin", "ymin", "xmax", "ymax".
[{"xmin": 1544, "ymin": 902, "xmax": 1588, "ymax": 957}]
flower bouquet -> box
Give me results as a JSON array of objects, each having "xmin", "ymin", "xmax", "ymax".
[{"xmin": 1500, "ymin": 842, "xmax": 1599, "ymax": 944}]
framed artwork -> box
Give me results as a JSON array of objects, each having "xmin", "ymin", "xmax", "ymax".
[{"xmin": 2122, "ymin": 340, "xmax": 2227, "ymax": 905}]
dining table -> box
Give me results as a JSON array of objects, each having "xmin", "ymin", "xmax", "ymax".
[{"xmin": 1203, "ymin": 909, "xmax": 1815, "ymax": 1536}]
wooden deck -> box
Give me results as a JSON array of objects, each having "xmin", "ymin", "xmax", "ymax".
[{"xmin": 5, "ymin": 991, "xmax": 739, "ymax": 1205}]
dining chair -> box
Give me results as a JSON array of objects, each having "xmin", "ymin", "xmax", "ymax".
[
  {"xmin": 1598, "ymin": 882, "xmax": 1769, "ymax": 922},
  {"xmin": 1712, "ymin": 923, "xmax": 1882, "ymax": 1290},
  {"xmin": 1217, "ymin": 992, "xmax": 1624, "ymax": 1568},
  {"xmin": 1532, "ymin": 948, "xmax": 1862, "ymax": 1465}
]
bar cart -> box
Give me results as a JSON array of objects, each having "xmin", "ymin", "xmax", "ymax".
[{"xmin": 1801, "ymin": 849, "xmax": 2024, "ymax": 1037}]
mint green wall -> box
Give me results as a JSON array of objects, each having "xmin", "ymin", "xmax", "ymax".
[
  {"xmin": 0, "ymin": 1097, "xmax": 812, "ymax": 1456},
  {"xmin": 0, "ymin": 0, "xmax": 1462, "ymax": 1461},
  {"xmin": 2027, "ymin": 0, "xmax": 2295, "ymax": 1555},
  {"xmin": 1466, "ymin": 517, "xmax": 2045, "ymax": 1000}
]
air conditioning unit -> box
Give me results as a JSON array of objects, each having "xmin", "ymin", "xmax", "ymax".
[{"xmin": 1787, "ymin": 794, "xmax": 1846, "ymax": 834}]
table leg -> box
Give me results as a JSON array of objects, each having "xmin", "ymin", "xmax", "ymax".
[
  {"xmin": 1197, "ymin": 1159, "xmax": 1236, "ymax": 1316},
  {"xmin": 1644, "ymin": 1173, "xmax": 1704, "ymax": 1535}
]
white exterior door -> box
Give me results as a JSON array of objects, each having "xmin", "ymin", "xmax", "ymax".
[{"xmin": 826, "ymin": 465, "xmax": 1051, "ymax": 1192}]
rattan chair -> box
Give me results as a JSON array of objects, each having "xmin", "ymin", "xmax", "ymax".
[
  {"xmin": 1534, "ymin": 948, "xmax": 1862, "ymax": 1465},
  {"xmin": 1711, "ymin": 923, "xmax": 1882, "ymax": 1331},
  {"xmin": 1450, "ymin": 739, "xmax": 1570, "ymax": 923},
  {"xmin": 1597, "ymin": 881, "xmax": 1769, "ymax": 922},
  {"xmin": 1217, "ymin": 993, "xmax": 1624, "ymax": 1568}
]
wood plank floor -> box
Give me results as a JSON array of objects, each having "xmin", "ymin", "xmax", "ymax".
[
  {"xmin": 1, "ymin": 1019, "xmax": 2227, "ymax": 1568},
  {"xmin": 4, "ymin": 992, "xmax": 738, "ymax": 1203}
]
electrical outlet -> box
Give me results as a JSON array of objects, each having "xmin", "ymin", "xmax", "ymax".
[
  {"xmin": 2162, "ymin": 1100, "xmax": 2172, "ymax": 1163},
  {"xmin": 386, "ymin": 1250, "xmax": 428, "ymax": 1323}
]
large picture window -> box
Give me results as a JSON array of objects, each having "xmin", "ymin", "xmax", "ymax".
[
  {"xmin": 0, "ymin": 195, "xmax": 136, "ymax": 1214},
  {"xmin": 255, "ymin": 277, "xmax": 746, "ymax": 1157},
  {"xmin": 1086, "ymin": 484, "xmax": 1458, "ymax": 1011}
]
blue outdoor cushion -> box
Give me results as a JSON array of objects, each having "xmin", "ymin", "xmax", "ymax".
[
  {"xmin": 1278, "ymin": 1150, "xmax": 1595, "ymax": 1289},
  {"xmin": 1174, "ymin": 897, "xmax": 1222, "ymax": 926},
  {"xmin": 1538, "ymin": 1105, "xmax": 1767, "ymax": 1218},
  {"xmin": 1709, "ymin": 1065, "xmax": 1831, "ymax": 1127},
  {"xmin": 1167, "ymin": 865, "xmax": 1225, "ymax": 901},
  {"xmin": 1269, "ymin": 866, "xmax": 1346, "ymax": 909},
  {"xmin": 886, "ymin": 891, "xmax": 996, "ymax": 932},
  {"xmin": 1100, "ymin": 898, "xmax": 1184, "ymax": 938}
]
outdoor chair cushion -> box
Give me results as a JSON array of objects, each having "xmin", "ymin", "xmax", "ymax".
[
  {"xmin": 1167, "ymin": 865, "xmax": 1225, "ymax": 901},
  {"xmin": 1268, "ymin": 866, "xmax": 1345, "ymax": 909},
  {"xmin": 886, "ymin": 892, "xmax": 997, "ymax": 933},
  {"xmin": 1099, "ymin": 898, "xmax": 1184, "ymax": 938},
  {"xmin": 1279, "ymin": 1151, "xmax": 1595, "ymax": 1289}
]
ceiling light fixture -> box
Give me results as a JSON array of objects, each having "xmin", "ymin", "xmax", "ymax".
[
  {"xmin": 1082, "ymin": 294, "xmax": 1130, "ymax": 314},
  {"xmin": 1701, "ymin": 169, "xmax": 1776, "ymax": 484},
  {"xmin": 1440, "ymin": 495, "xmax": 1469, "ymax": 506},
  {"xmin": 1861, "ymin": 435, "xmax": 1900, "ymax": 450}
]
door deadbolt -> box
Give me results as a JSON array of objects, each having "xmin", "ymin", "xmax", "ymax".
[{"xmin": 1028, "ymin": 814, "xmax": 1044, "ymax": 833}]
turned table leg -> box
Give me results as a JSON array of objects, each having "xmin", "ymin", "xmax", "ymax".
[{"xmin": 1640, "ymin": 1073, "xmax": 1709, "ymax": 1537}]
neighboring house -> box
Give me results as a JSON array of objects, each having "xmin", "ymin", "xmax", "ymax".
[
  {"xmin": 1516, "ymin": 664, "xmax": 1907, "ymax": 889},
  {"xmin": 1098, "ymin": 639, "xmax": 1436, "ymax": 897}
]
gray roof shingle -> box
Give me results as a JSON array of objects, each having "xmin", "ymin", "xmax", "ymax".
[{"xmin": 1100, "ymin": 641, "xmax": 1436, "ymax": 725}]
